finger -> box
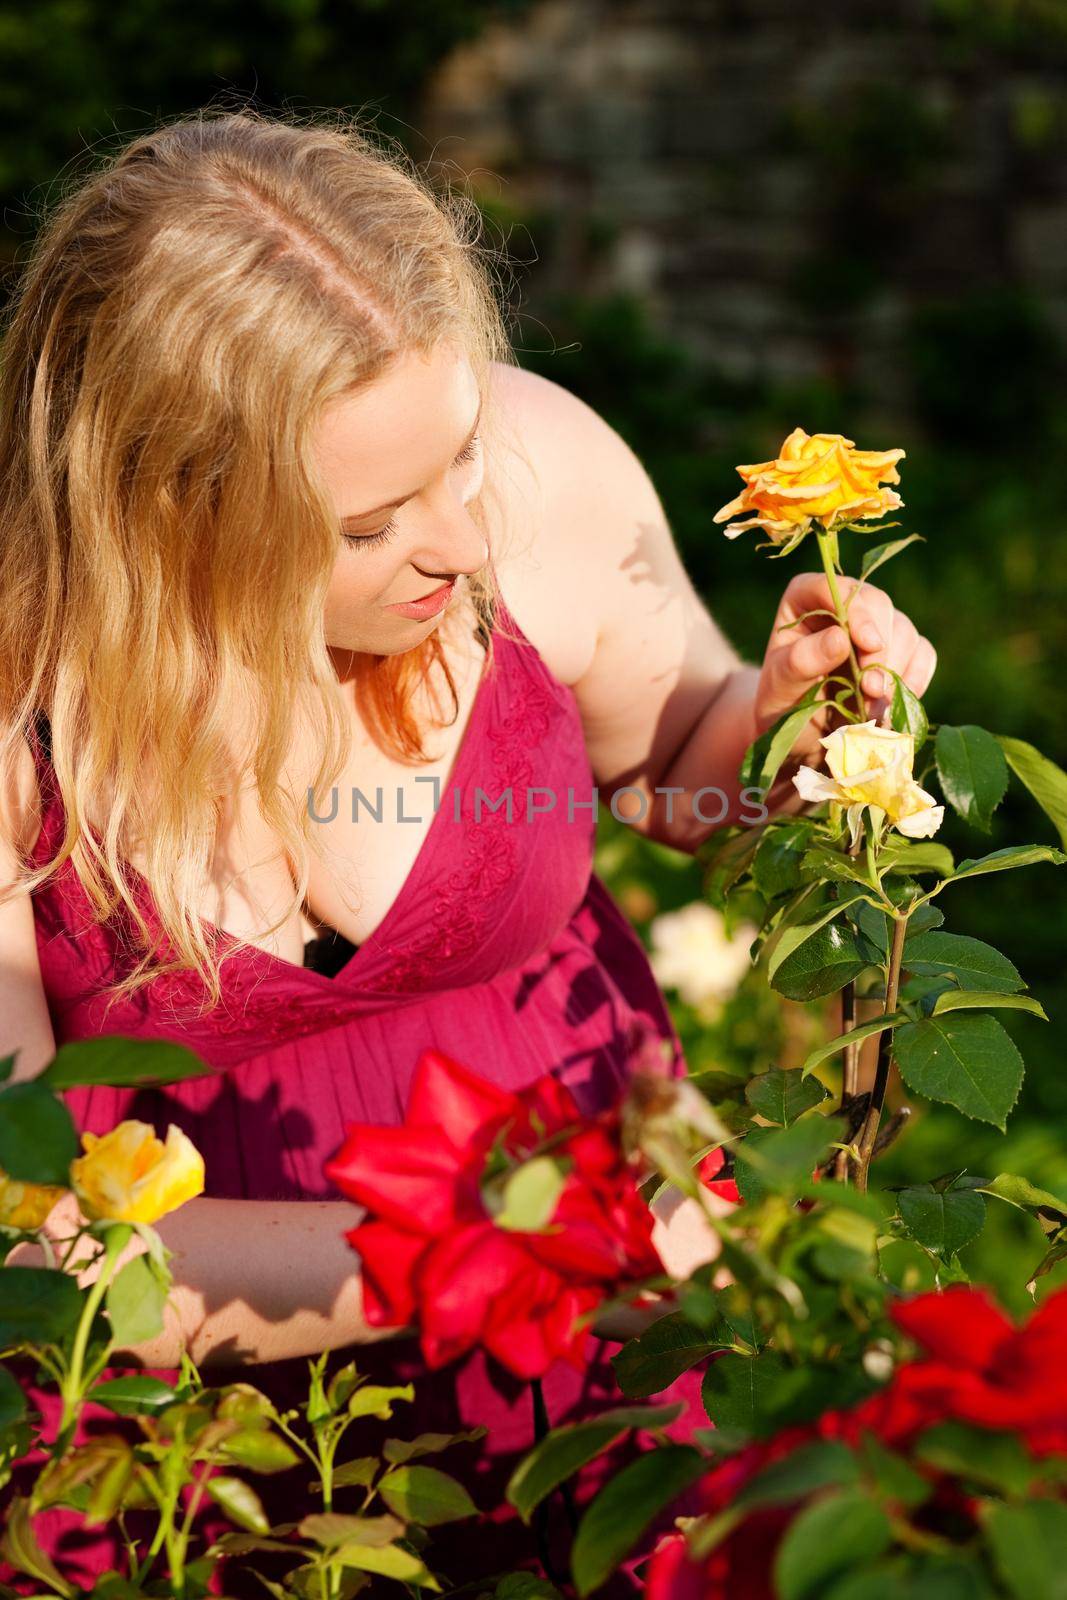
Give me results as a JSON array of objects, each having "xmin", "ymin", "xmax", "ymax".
[
  {"xmin": 901, "ymin": 636, "xmax": 938, "ymax": 700},
  {"xmin": 843, "ymin": 584, "xmax": 895, "ymax": 658},
  {"xmin": 859, "ymin": 614, "xmax": 918, "ymax": 698},
  {"xmin": 786, "ymin": 623, "xmax": 851, "ymax": 685}
]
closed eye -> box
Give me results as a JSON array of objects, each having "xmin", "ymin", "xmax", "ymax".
[{"xmin": 341, "ymin": 433, "xmax": 482, "ymax": 550}]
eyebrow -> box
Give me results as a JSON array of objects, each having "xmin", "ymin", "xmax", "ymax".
[{"xmin": 339, "ymin": 400, "xmax": 483, "ymax": 529}]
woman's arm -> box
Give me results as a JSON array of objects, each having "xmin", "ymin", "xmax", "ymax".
[
  {"xmin": 14, "ymin": 1189, "xmax": 390, "ymax": 1369},
  {"xmin": 504, "ymin": 370, "xmax": 936, "ymax": 853}
]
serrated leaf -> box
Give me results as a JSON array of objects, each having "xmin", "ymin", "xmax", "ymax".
[
  {"xmin": 980, "ymin": 1173, "xmax": 1067, "ymax": 1217},
  {"xmin": 753, "ymin": 821, "xmax": 816, "ymax": 900},
  {"xmin": 382, "ymin": 1428, "xmax": 486, "ymax": 1466},
  {"xmin": 799, "ymin": 1014, "xmax": 907, "ymax": 1079},
  {"xmin": 91, "ymin": 1376, "xmax": 177, "ymax": 1416},
  {"xmin": 894, "ymin": 1013, "xmax": 1024, "ymax": 1130},
  {"xmin": 746, "ymin": 1066, "xmax": 829, "ymax": 1122},
  {"xmin": 770, "ymin": 920, "xmax": 869, "ymax": 1002},
  {"xmin": 994, "ymin": 734, "xmax": 1067, "ymax": 851},
  {"xmin": 610, "ymin": 1312, "xmax": 718, "ymax": 1400},
  {"xmin": 299, "ymin": 1513, "xmax": 404, "ymax": 1548},
  {"xmin": 378, "ymin": 1465, "xmax": 478, "ymax": 1526},
  {"xmin": 950, "ymin": 844, "xmax": 1067, "ymax": 881},
  {"xmin": 859, "ymin": 533, "xmax": 925, "ymax": 582},
  {"xmin": 346, "ymin": 1383, "xmax": 414, "ymax": 1420},
  {"xmin": 897, "ymin": 1183, "xmax": 986, "ymax": 1256},
  {"xmin": 935, "ymin": 725, "xmax": 1009, "ymax": 832},
  {"xmin": 930, "ymin": 990, "xmax": 1047, "ymax": 1021},
  {"xmin": 903, "ymin": 931, "xmax": 1024, "ymax": 993},
  {"xmin": 0, "ymin": 1267, "xmax": 82, "ymax": 1346},
  {"xmin": 885, "ymin": 669, "xmax": 928, "ymax": 751}
]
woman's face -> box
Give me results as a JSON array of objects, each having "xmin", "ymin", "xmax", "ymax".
[{"xmin": 312, "ymin": 341, "xmax": 489, "ymax": 659}]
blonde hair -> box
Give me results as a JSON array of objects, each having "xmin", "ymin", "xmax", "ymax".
[{"xmin": 0, "ymin": 103, "xmax": 525, "ymax": 1014}]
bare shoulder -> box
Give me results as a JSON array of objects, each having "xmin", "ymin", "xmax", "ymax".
[{"xmin": 485, "ymin": 361, "xmax": 654, "ymax": 687}]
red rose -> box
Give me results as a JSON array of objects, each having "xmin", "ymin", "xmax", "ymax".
[
  {"xmin": 887, "ymin": 1283, "xmax": 1067, "ymax": 1455},
  {"xmin": 697, "ymin": 1146, "xmax": 741, "ymax": 1206},
  {"xmin": 641, "ymin": 1285, "xmax": 1067, "ymax": 1596},
  {"xmin": 324, "ymin": 1049, "xmax": 663, "ymax": 1380}
]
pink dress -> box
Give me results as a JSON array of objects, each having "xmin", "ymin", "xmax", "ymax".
[{"xmin": 8, "ymin": 595, "xmax": 700, "ymax": 1593}]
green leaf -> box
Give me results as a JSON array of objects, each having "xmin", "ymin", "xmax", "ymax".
[
  {"xmin": 984, "ymin": 1498, "xmax": 1067, "ymax": 1600},
  {"xmin": 894, "ymin": 1013, "xmax": 1024, "ymax": 1130},
  {"xmin": 930, "ymin": 989, "xmax": 1048, "ymax": 1021},
  {"xmin": 0, "ymin": 1365, "xmax": 27, "ymax": 1431},
  {"xmin": 0, "ymin": 1055, "xmax": 14, "ymax": 1086},
  {"xmin": 506, "ymin": 1404, "xmax": 682, "ymax": 1521},
  {"xmin": 495, "ymin": 1155, "xmax": 567, "ymax": 1232},
  {"xmin": 770, "ymin": 920, "xmax": 869, "ymax": 1002},
  {"xmin": 980, "ymin": 1173, "xmax": 1067, "ymax": 1217},
  {"xmin": 799, "ymin": 1015, "xmax": 907, "ymax": 1079},
  {"xmin": 774, "ymin": 1489, "xmax": 892, "ymax": 1600},
  {"xmin": 0, "ymin": 1082, "xmax": 78, "ymax": 1185},
  {"xmin": 0, "ymin": 1496, "xmax": 76, "ymax": 1597},
  {"xmin": 734, "ymin": 1440, "xmax": 860, "ymax": 1513},
  {"xmin": 91, "ymin": 1376, "xmax": 177, "ymax": 1416},
  {"xmin": 734, "ymin": 1118, "xmax": 840, "ymax": 1203},
  {"xmin": 41, "ymin": 1036, "xmax": 212, "ymax": 1091},
  {"xmin": 859, "ymin": 533, "xmax": 925, "ymax": 583},
  {"xmin": 935, "ymin": 725, "xmax": 1009, "ymax": 832},
  {"xmin": 299, "ymin": 1512, "xmax": 404, "ymax": 1548},
  {"xmin": 799, "ymin": 846, "xmax": 877, "ymax": 890},
  {"xmin": 994, "ymin": 733, "xmax": 1067, "ymax": 851},
  {"xmin": 897, "ymin": 1183, "xmax": 986, "ymax": 1256},
  {"xmin": 951, "ymin": 844, "xmax": 1067, "ymax": 881},
  {"xmin": 331, "ymin": 1458, "xmax": 379, "ymax": 1489},
  {"xmin": 885, "ymin": 668, "xmax": 928, "ymax": 751},
  {"xmin": 346, "ymin": 1383, "xmax": 414, "ymax": 1420},
  {"xmin": 377, "ymin": 1464, "xmax": 478, "ymax": 1526},
  {"xmin": 610, "ymin": 1312, "xmax": 719, "ymax": 1400},
  {"xmin": 881, "ymin": 841, "xmax": 955, "ymax": 877},
  {"xmin": 915, "ymin": 1422, "xmax": 1037, "ymax": 1497},
  {"xmin": 753, "ymin": 822, "xmax": 816, "ymax": 900},
  {"xmin": 217, "ymin": 1428, "xmax": 300, "ymax": 1473},
  {"xmin": 767, "ymin": 890, "xmax": 868, "ymax": 982},
  {"xmin": 903, "ymin": 931, "xmax": 1024, "ymax": 993},
  {"xmin": 382, "ymin": 1428, "xmax": 487, "ymax": 1466},
  {"xmin": 701, "ymin": 1350, "xmax": 792, "ymax": 1435},
  {"xmin": 204, "ymin": 1476, "xmax": 270, "ymax": 1535},
  {"xmin": 0, "ymin": 1267, "xmax": 82, "ymax": 1346},
  {"xmin": 741, "ymin": 687, "xmax": 822, "ymax": 791},
  {"xmin": 745, "ymin": 1066, "xmax": 829, "ymax": 1124},
  {"xmin": 332, "ymin": 1541, "xmax": 440, "ymax": 1588},
  {"xmin": 106, "ymin": 1254, "xmax": 167, "ymax": 1347},
  {"xmin": 570, "ymin": 1446, "xmax": 706, "ymax": 1597}
]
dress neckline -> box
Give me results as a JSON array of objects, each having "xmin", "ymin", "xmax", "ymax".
[{"xmin": 31, "ymin": 593, "xmax": 523, "ymax": 992}]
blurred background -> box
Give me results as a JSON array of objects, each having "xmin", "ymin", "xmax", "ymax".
[{"xmin": 2, "ymin": 0, "xmax": 1064, "ymax": 1300}]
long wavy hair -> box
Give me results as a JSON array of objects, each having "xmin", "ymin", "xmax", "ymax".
[{"xmin": 0, "ymin": 103, "xmax": 527, "ymax": 1014}]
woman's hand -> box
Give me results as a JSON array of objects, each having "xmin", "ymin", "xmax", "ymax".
[
  {"xmin": 754, "ymin": 571, "xmax": 938, "ymax": 763},
  {"xmin": 591, "ymin": 1184, "xmax": 735, "ymax": 1343}
]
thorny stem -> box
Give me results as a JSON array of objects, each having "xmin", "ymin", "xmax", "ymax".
[{"xmin": 855, "ymin": 913, "xmax": 910, "ymax": 1192}]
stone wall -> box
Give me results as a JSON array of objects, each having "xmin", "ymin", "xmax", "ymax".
[{"xmin": 416, "ymin": 0, "xmax": 1067, "ymax": 407}]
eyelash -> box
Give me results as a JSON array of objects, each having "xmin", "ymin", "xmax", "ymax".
[{"xmin": 341, "ymin": 433, "xmax": 482, "ymax": 550}]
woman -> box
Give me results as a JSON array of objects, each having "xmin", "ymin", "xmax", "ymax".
[{"xmin": 0, "ymin": 107, "xmax": 935, "ymax": 1589}]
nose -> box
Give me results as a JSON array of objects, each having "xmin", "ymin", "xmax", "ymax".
[{"xmin": 410, "ymin": 496, "xmax": 489, "ymax": 582}]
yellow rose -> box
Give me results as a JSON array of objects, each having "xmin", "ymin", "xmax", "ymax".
[
  {"xmin": 0, "ymin": 1166, "xmax": 66, "ymax": 1230},
  {"xmin": 70, "ymin": 1121, "xmax": 205, "ymax": 1226},
  {"xmin": 714, "ymin": 427, "xmax": 904, "ymax": 542},
  {"xmin": 792, "ymin": 719, "xmax": 944, "ymax": 849}
]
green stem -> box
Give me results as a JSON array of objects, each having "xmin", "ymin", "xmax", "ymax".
[
  {"xmin": 855, "ymin": 912, "xmax": 910, "ymax": 1192},
  {"xmin": 56, "ymin": 1227, "xmax": 128, "ymax": 1448},
  {"xmin": 816, "ymin": 529, "xmax": 867, "ymax": 721}
]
